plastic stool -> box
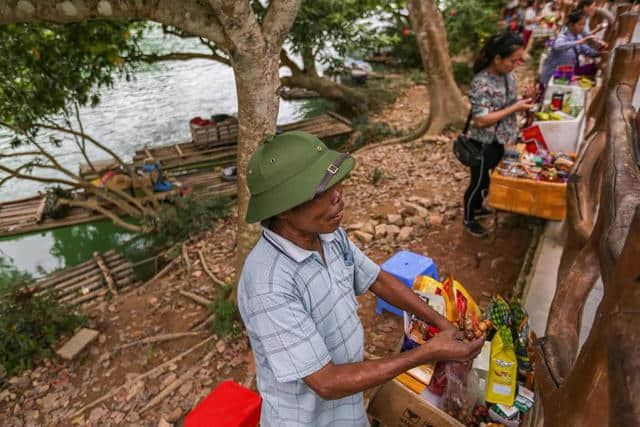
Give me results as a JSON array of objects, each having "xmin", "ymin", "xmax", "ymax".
[
  {"xmin": 377, "ymin": 250, "xmax": 439, "ymax": 316},
  {"xmin": 185, "ymin": 381, "xmax": 261, "ymax": 427}
]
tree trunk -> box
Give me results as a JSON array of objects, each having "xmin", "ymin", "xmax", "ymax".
[
  {"xmin": 406, "ymin": 0, "xmax": 467, "ymax": 135},
  {"xmin": 231, "ymin": 53, "xmax": 282, "ymax": 300},
  {"xmin": 280, "ymin": 73, "xmax": 368, "ymax": 113}
]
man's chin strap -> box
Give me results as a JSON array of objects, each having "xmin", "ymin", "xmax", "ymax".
[{"xmin": 314, "ymin": 153, "xmax": 350, "ymax": 197}]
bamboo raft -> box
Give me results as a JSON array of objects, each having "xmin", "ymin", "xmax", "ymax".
[
  {"xmin": 129, "ymin": 112, "xmax": 353, "ymax": 173},
  {"xmin": 0, "ymin": 195, "xmax": 109, "ymax": 238},
  {"xmin": 0, "ymin": 112, "xmax": 352, "ymax": 238},
  {"xmin": 27, "ymin": 250, "xmax": 139, "ymax": 308}
]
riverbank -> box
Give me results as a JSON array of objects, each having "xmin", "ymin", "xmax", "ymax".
[{"xmin": 0, "ymin": 77, "xmax": 538, "ymax": 426}]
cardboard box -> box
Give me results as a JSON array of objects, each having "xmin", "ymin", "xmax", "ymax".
[{"xmin": 368, "ymin": 378, "xmax": 464, "ymax": 427}]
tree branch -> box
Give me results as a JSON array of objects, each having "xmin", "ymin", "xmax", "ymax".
[
  {"xmin": 207, "ymin": 0, "xmax": 265, "ymax": 56},
  {"xmin": 59, "ymin": 198, "xmax": 145, "ymax": 233},
  {"xmin": 280, "ymin": 49, "xmax": 302, "ymax": 74},
  {"xmin": 0, "ymin": 0, "xmax": 228, "ymax": 48},
  {"xmin": 131, "ymin": 51, "xmax": 231, "ymax": 66},
  {"xmin": 0, "ymin": 164, "xmax": 78, "ymax": 188},
  {"xmin": 73, "ymin": 102, "xmax": 96, "ymax": 173},
  {"xmin": 0, "ymin": 151, "xmax": 42, "ymax": 158},
  {"xmin": 262, "ymin": 0, "xmax": 303, "ymax": 48},
  {"xmin": 34, "ymin": 122, "xmax": 125, "ymax": 166}
]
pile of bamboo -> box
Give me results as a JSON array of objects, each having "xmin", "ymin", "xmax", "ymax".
[{"xmin": 27, "ymin": 250, "xmax": 139, "ymax": 307}]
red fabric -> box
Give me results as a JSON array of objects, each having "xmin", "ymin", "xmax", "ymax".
[
  {"xmin": 522, "ymin": 29, "xmax": 532, "ymax": 46},
  {"xmin": 185, "ymin": 381, "xmax": 262, "ymax": 427},
  {"xmin": 521, "ymin": 125, "xmax": 548, "ymax": 150}
]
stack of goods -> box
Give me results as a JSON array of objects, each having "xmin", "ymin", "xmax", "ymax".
[
  {"xmin": 496, "ymin": 137, "xmax": 575, "ymax": 184},
  {"xmin": 535, "ymin": 87, "xmax": 585, "ymax": 120},
  {"xmin": 396, "ymin": 275, "xmax": 536, "ymax": 426},
  {"xmin": 551, "ymin": 65, "xmax": 595, "ymax": 88}
]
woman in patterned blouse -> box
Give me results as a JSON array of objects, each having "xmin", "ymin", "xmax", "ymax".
[{"xmin": 464, "ymin": 32, "xmax": 535, "ymax": 237}]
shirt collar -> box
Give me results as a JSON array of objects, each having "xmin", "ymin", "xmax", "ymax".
[{"xmin": 262, "ymin": 227, "xmax": 336, "ymax": 263}]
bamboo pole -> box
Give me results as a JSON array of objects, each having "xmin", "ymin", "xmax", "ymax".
[{"xmin": 94, "ymin": 251, "xmax": 117, "ymax": 295}]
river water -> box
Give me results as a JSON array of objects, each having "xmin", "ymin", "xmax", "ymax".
[{"xmin": 0, "ymin": 27, "xmax": 304, "ymax": 285}]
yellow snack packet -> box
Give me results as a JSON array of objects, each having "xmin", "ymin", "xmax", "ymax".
[
  {"xmin": 412, "ymin": 276, "xmax": 456, "ymax": 321},
  {"xmin": 485, "ymin": 329, "xmax": 518, "ymax": 406}
]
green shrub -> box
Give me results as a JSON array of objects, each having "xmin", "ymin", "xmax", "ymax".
[
  {"xmin": 153, "ymin": 194, "xmax": 231, "ymax": 247},
  {"xmin": 0, "ymin": 284, "xmax": 86, "ymax": 376},
  {"xmin": 452, "ymin": 61, "xmax": 474, "ymax": 87},
  {"xmin": 443, "ymin": 0, "xmax": 503, "ymax": 56},
  {"xmin": 209, "ymin": 286, "xmax": 242, "ymax": 338}
]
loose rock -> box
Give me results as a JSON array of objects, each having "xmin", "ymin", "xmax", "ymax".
[
  {"xmin": 353, "ymin": 231, "xmax": 373, "ymax": 243},
  {"xmin": 386, "ymin": 214, "xmax": 403, "ymax": 226},
  {"xmin": 397, "ymin": 226, "xmax": 414, "ymax": 241}
]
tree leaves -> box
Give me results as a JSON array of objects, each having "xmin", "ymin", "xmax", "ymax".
[{"xmin": 0, "ymin": 20, "xmax": 145, "ymax": 134}]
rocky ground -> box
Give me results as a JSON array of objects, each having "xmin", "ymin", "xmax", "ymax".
[{"xmin": 0, "ymin": 70, "xmax": 539, "ymax": 426}]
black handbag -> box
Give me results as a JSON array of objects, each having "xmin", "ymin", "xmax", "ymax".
[
  {"xmin": 453, "ymin": 75, "xmax": 510, "ymax": 168},
  {"xmin": 453, "ymin": 112, "xmax": 482, "ymax": 167}
]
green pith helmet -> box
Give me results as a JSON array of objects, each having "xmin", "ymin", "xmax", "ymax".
[{"xmin": 245, "ymin": 131, "xmax": 354, "ymax": 223}]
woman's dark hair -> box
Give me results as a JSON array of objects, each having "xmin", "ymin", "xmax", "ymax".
[
  {"xmin": 473, "ymin": 32, "xmax": 524, "ymax": 73},
  {"xmin": 577, "ymin": 0, "xmax": 595, "ymax": 8},
  {"xmin": 566, "ymin": 8, "xmax": 586, "ymax": 26}
]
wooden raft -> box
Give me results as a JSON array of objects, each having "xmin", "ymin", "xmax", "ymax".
[
  {"xmin": 0, "ymin": 195, "xmax": 108, "ymax": 238},
  {"xmin": 27, "ymin": 250, "xmax": 140, "ymax": 307},
  {"xmin": 130, "ymin": 112, "xmax": 353, "ymax": 172}
]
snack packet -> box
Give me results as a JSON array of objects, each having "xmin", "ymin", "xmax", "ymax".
[
  {"xmin": 485, "ymin": 327, "xmax": 517, "ymax": 406},
  {"xmin": 413, "ymin": 275, "xmax": 456, "ymax": 321}
]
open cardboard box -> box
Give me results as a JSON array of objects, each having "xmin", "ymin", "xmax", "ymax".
[{"xmin": 367, "ymin": 378, "xmax": 464, "ymax": 427}]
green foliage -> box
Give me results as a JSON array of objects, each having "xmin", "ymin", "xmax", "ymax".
[
  {"xmin": 369, "ymin": 5, "xmax": 422, "ymax": 68},
  {"xmin": 371, "ymin": 167, "xmax": 385, "ymax": 186},
  {"xmin": 452, "ymin": 61, "xmax": 474, "ymax": 87},
  {"xmin": 283, "ymin": 0, "xmax": 387, "ymax": 72},
  {"xmin": 0, "ymin": 21, "xmax": 144, "ymax": 135},
  {"xmin": 442, "ymin": 0, "xmax": 503, "ymax": 56},
  {"xmin": 0, "ymin": 256, "xmax": 32, "ymax": 289},
  {"xmin": 209, "ymin": 286, "xmax": 242, "ymax": 338},
  {"xmin": 153, "ymin": 194, "xmax": 231, "ymax": 247},
  {"xmin": 0, "ymin": 283, "xmax": 86, "ymax": 375}
]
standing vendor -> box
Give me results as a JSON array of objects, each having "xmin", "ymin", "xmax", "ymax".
[
  {"xmin": 463, "ymin": 32, "xmax": 535, "ymax": 238},
  {"xmin": 238, "ymin": 131, "xmax": 484, "ymax": 426},
  {"xmin": 539, "ymin": 8, "xmax": 602, "ymax": 87}
]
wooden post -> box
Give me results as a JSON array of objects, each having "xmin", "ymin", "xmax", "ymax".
[
  {"xmin": 536, "ymin": 54, "xmax": 640, "ymax": 424},
  {"xmin": 559, "ymin": 43, "xmax": 640, "ymax": 279}
]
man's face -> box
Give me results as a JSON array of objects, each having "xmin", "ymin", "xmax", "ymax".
[{"xmin": 281, "ymin": 182, "xmax": 345, "ymax": 234}]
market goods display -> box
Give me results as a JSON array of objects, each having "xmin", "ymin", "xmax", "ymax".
[
  {"xmin": 496, "ymin": 143, "xmax": 575, "ymax": 184},
  {"xmin": 393, "ymin": 270, "xmax": 537, "ymax": 427}
]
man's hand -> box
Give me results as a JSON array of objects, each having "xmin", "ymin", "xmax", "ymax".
[{"xmin": 421, "ymin": 330, "xmax": 485, "ymax": 362}]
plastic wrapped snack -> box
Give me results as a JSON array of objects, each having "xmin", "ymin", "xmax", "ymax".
[{"xmin": 442, "ymin": 361, "xmax": 480, "ymax": 424}]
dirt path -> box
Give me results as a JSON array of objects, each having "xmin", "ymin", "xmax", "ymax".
[{"xmin": 1, "ymin": 78, "xmax": 537, "ymax": 427}]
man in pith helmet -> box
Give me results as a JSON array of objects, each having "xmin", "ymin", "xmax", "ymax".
[{"xmin": 238, "ymin": 131, "xmax": 484, "ymax": 426}]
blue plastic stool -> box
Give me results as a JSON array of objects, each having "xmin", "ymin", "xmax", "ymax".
[{"xmin": 377, "ymin": 250, "xmax": 439, "ymax": 316}]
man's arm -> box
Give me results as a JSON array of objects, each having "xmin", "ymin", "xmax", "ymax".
[
  {"xmin": 304, "ymin": 329, "xmax": 484, "ymax": 400},
  {"xmin": 369, "ymin": 270, "xmax": 455, "ymax": 332}
]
